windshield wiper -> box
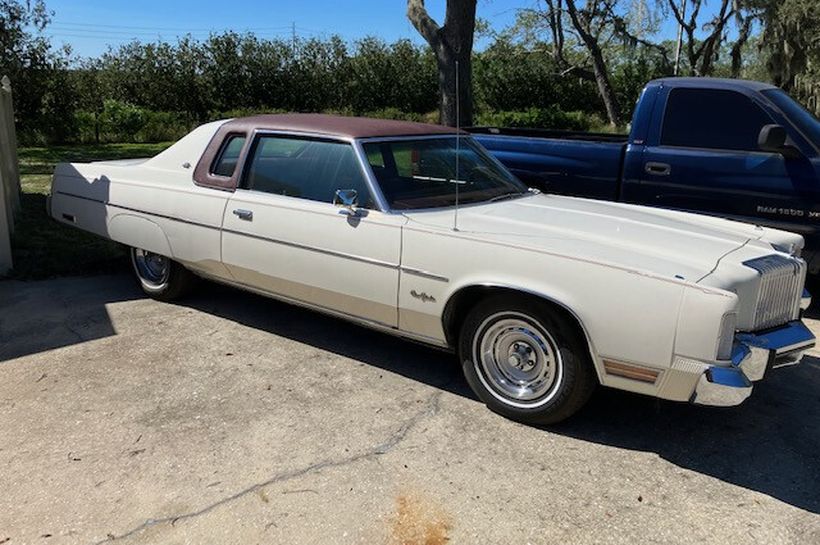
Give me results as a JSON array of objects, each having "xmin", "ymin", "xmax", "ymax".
[
  {"xmin": 487, "ymin": 191, "xmax": 525, "ymax": 203},
  {"xmin": 411, "ymin": 175, "xmax": 467, "ymax": 185}
]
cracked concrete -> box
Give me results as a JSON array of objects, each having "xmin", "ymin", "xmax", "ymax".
[
  {"xmin": 1, "ymin": 274, "xmax": 819, "ymax": 545},
  {"xmin": 96, "ymin": 391, "xmax": 442, "ymax": 544}
]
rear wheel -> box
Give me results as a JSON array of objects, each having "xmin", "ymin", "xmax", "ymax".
[
  {"xmin": 459, "ymin": 295, "xmax": 596, "ymax": 425},
  {"xmin": 130, "ymin": 247, "xmax": 194, "ymax": 301}
]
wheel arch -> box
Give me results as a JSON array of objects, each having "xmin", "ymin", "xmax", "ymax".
[
  {"xmin": 441, "ymin": 283, "xmax": 603, "ymax": 382},
  {"xmin": 107, "ymin": 213, "xmax": 173, "ymax": 258}
]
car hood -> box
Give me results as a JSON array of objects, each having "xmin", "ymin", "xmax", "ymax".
[{"xmin": 402, "ymin": 193, "xmax": 794, "ymax": 282}]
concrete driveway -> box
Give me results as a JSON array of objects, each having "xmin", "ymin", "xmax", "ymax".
[{"xmin": 1, "ymin": 274, "xmax": 819, "ymax": 545}]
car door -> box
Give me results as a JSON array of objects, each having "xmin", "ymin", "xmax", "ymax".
[
  {"xmin": 220, "ymin": 133, "xmax": 404, "ymax": 327},
  {"xmin": 625, "ymin": 86, "xmax": 820, "ymax": 226}
]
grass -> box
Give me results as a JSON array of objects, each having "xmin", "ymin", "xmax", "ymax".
[{"xmin": 10, "ymin": 142, "xmax": 171, "ymax": 280}]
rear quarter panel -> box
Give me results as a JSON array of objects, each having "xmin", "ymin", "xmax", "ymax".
[
  {"xmin": 49, "ymin": 120, "xmax": 233, "ymax": 276},
  {"xmin": 49, "ymin": 160, "xmax": 230, "ymax": 278}
]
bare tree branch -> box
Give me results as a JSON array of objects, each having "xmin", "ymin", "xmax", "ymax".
[{"xmin": 407, "ymin": 0, "xmax": 442, "ymax": 47}]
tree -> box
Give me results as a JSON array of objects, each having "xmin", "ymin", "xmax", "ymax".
[
  {"xmin": 667, "ymin": 0, "xmax": 734, "ymax": 76},
  {"xmin": 729, "ymin": 4, "xmax": 756, "ymax": 78},
  {"xmin": 0, "ymin": 0, "xmax": 75, "ymax": 140},
  {"xmin": 407, "ymin": 0, "xmax": 477, "ymax": 126},
  {"xmin": 755, "ymin": 0, "xmax": 820, "ymax": 92},
  {"xmin": 534, "ymin": 0, "xmax": 667, "ymax": 127},
  {"xmin": 562, "ymin": 0, "xmax": 621, "ymax": 125}
]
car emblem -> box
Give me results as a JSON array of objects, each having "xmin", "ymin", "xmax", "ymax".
[{"xmin": 410, "ymin": 290, "xmax": 436, "ymax": 303}]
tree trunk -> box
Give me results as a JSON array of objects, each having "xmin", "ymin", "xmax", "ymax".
[
  {"xmin": 434, "ymin": 41, "xmax": 473, "ymax": 127},
  {"xmin": 696, "ymin": 0, "xmax": 731, "ymax": 76},
  {"xmin": 686, "ymin": 30, "xmax": 698, "ymax": 76},
  {"xmin": 730, "ymin": 16, "xmax": 753, "ymax": 78},
  {"xmin": 564, "ymin": 0, "xmax": 620, "ymax": 127},
  {"xmin": 588, "ymin": 43, "xmax": 619, "ymax": 127},
  {"xmin": 407, "ymin": 0, "xmax": 476, "ymax": 127}
]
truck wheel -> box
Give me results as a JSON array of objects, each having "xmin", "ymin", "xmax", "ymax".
[
  {"xmin": 130, "ymin": 247, "xmax": 194, "ymax": 301},
  {"xmin": 459, "ymin": 295, "xmax": 596, "ymax": 425}
]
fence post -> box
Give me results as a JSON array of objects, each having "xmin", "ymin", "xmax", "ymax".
[
  {"xmin": 0, "ymin": 167, "xmax": 11, "ymax": 275},
  {"xmin": 0, "ymin": 75, "xmax": 18, "ymax": 275},
  {"xmin": 1, "ymin": 76, "xmax": 21, "ymax": 213}
]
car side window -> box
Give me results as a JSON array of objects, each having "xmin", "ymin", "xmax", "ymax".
[
  {"xmin": 243, "ymin": 136, "xmax": 374, "ymax": 208},
  {"xmin": 661, "ymin": 88, "xmax": 774, "ymax": 151},
  {"xmin": 211, "ymin": 135, "xmax": 246, "ymax": 177}
]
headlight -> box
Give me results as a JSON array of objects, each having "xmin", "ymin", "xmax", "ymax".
[
  {"xmin": 716, "ymin": 312, "xmax": 737, "ymax": 361},
  {"xmin": 771, "ymin": 242, "xmax": 801, "ymax": 257}
]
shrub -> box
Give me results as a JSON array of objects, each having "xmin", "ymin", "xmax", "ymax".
[
  {"xmin": 100, "ymin": 100, "xmax": 146, "ymax": 140},
  {"xmin": 137, "ymin": 110, "xmax": 193, "ymax": 142},
  {"xmin": 474, "ymin": 107, "xmax": 605, "ymax": 131}
]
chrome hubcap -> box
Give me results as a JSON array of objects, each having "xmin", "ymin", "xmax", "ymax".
[
  {"xmin": 473, "ymin": 312, "xmax": 563, "ymax": 408},
  {"xmin": 132, "ymin": 248, "xmax": 170, "ymax": 286}
]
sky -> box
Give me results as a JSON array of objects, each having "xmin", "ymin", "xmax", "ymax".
[{"xmin": 40, "ymin": 0, "xmax": 696, "ymax": 59}]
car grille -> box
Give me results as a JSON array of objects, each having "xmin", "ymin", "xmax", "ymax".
[{"xmin": 744, "ymin": 254, "xmax": 806, "ymax": 331}]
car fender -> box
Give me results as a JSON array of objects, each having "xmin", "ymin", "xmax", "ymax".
[{"xmin": 439, "ymin": 275, "xmax": 606, "ymax": 383}]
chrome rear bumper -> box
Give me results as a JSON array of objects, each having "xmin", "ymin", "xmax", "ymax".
[{"xmin": 691, "ymin": 321, "xmax": 815, "ymax": 407}]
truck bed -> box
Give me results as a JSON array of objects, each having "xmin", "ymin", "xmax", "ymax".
[
  {"xmin": 468, "ymin": 126, "xmax": 629, "ymax": 143},
  {"xmin": 469, "ymin": 128, "xmax": 627, "ymax": 201}
]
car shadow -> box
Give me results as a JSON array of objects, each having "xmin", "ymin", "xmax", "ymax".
[
  {"xmin": 179, "ymin": 281, "xmax": 471, "ymax": 398},
  {"xmin": 6, "ymin": 273, "xmax": 814, "ymax": 513},
  {"xmin": 0, "ymin": 274, "xmax": 140, "ymax": 362},
  {"xmin": 556, "ymin": 358, "xmax": 820, "ymax": 514},
  {"xmin": 179, "ymin": 280, "xmax": 820, "ymax": 515}
]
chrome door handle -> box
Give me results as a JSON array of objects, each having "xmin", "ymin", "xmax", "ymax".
[
  {"xmin": 233, "ymin": 209, "xmax": 253, "ymax": 221},
  {"xmin": 645, "ymin": 162, "xmax": 671, "ymax": 176}
]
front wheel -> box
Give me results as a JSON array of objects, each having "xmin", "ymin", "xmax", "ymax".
[
  {"xmin": 459, "ymin": 296, "xmax": 596, "ymax": 425},
  {"xmin": 130, "ymin": 247, "xmax": 194, "ymax": 301}
]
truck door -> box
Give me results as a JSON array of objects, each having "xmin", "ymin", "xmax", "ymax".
[{"xmin": 626, "ymin": 87, "xmax": 820, "ymax": 238}]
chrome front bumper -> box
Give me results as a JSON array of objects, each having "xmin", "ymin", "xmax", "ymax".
[
  {"xmin": 801, "ymin": 288, "xmax": 812, "ymax": 312},
  {"xmin": 691, "ymin": 321, "xmax": 815, "ymax": 407}
]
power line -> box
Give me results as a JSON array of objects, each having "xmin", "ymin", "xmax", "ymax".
[
  {"xmin": 46, "ymin": 27, "xmax": 296, "ymax": 39},
  {"xmin": 49, "ymin": 27, "xmax": 209, "ymax": 37},
  {"xmin": 51, "ymin": 20, "xmax": 295, "ymax": 33},
  {"xmin": 43, "ymin": 27, "xmax": 300, "ymax": 42}
]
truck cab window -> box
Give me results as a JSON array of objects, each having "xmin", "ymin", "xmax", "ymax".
[
  {"xmin": 661, "ymin": 88, "xmax": 773, "ymax": 151},
  {"xmin": 211, "ymin": 135, "xmax": 246, "ymax": 177}
]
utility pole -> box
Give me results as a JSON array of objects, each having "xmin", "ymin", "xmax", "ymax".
[
  {"xmin": 634, "ymin": 0, "xmax": 646, "ymax": 39},
  {"xmin": 673, "ymin": 0, "xmax": 686, "ymax": 76},
  {"xmin": 292, "ymin": 22, "xmax": 297, "ymax": 55}
]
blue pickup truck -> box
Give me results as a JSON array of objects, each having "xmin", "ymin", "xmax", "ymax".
[{"xmin": 470, "ymin": 77, "xmax": 820, "ymax": 271}]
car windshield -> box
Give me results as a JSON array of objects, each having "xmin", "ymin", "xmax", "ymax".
[
  {"xmin": 362, "ymin": 137, "xmax": 528, "ymax": 210},
  {"xmin": 762, "ymin": 89, "xmax": 820, "ymax": 147}
]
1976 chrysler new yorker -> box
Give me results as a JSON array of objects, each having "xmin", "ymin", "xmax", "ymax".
[{"xmin": 49, "ymin": 114, "xmax": 816, "ymax": 423}]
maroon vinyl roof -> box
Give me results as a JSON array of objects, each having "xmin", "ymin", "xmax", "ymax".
[{"xmin": 220, "ymin": 113, "xmax": 463, "ymax": 139}]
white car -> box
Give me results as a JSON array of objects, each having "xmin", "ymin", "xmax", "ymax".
[{"xmin": 48, "ymin": 114, "xmax": 815, "ymax": 424}]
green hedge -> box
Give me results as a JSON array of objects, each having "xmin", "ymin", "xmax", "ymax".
[
  {"xmin": 474, "ymin": 108, "xmax": 611, "ymax": 132},
  {"xmin": 74, "ymin": 101, "xmax": 197, "ymax": 143},
  {"xmin": 67, "ymin": 101, "xmax": 618, "ymax": 144}
]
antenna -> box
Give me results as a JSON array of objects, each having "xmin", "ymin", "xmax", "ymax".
[{"xmin": 453, "ymin": 60, "xmax": 460, "ymax": 232}]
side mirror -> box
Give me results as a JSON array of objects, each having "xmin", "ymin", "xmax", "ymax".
[
  {"xmin": 758, "ymin": 124, "xmax": 787, "ymax": 153},
  {"xmin": 334, "ymin": 189, "xmax": 359, "ymax": 214},
  {"xmin": 758, "ymin": 124, "xmax": 803, "ymax": 158}
]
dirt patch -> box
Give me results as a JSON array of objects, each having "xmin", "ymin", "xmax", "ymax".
[{"xmin": 389, "ymin": 491, "xmax": 451, "ymax": 545}]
